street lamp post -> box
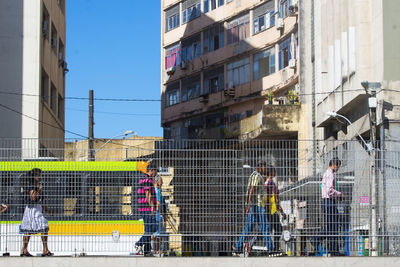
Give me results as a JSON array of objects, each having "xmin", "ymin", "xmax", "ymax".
[
  {"xmin": 93, "ymin": 130, "xmax": 135, "ymax": 159},
  {"xmin": 362, "ymin": 81, "xmax": 381, "ymax": 257},
  {"xmin": 327, "ymin": 80, "xmax": 380, "ymax": 257}
]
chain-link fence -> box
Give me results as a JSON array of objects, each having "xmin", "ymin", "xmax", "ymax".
[{"xmin": 0, "ymin": 138, "xmax": 399, "ymax": 257}]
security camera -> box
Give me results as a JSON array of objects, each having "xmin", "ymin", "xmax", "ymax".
[{"xmin": 361, "ymin": 80, "xmax": 369, "ymax": 90}]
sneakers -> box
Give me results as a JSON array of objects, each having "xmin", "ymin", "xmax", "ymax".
[
  {"xmin": 232, "ymin": 245, "xmax": 240, "ymax": 256},
  {"xmin": 135, "ymin": 244, "xmax": 144, "ymax": 255},
  {"xmin": 244, "ymin": 243, "xmax": 251, "ymax": 257}
]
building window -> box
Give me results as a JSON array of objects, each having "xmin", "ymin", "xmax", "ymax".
[
  {"xmin": 182, "ymin": 0, "xmax": 201, "ymax": 23},
  {"xmin": 204, "ymin": 66, "xmax": 224, "ymax": 94},
  {"xmin": 58, "ymin": 40, "xmax": 65, "ymax": 66},
  {"xmin": 42, "ymin": 5, "xmax": 50, "ymax": 40},
  {"xmin": 205, "ymin": 112, "xmax": 224, "ymax": 128},
  {"xmin": 58, "ymin": 0, "xmax": 65, "ymax": 14},
  {"xmin": 253, "ymin": 1, "xmax": 275, "ymax": 34},
  {"xmin": 204, "ymin": 0, "xmax": 209, "ymax": 13},
  {"xmin": 253, "ymin": 47, "xmax": 276, "ymax": 80},
  {"xmin": 51, "ymin": 23, "xmax": 58, "ymax": 54},
  {"xmin": 204, "ymin": 0, "xmax": 224, "ymax": 13},
  {"xmin": 50, "ymin": 83, "xmax": 57, "ymax": 114},
  {"xmin": 165, "ymin": 5, "xmax": 180, "ymax": 32},
  {"xmin": 41, "ymin": 69, "xmax": 49, "ymax": 104},
  {"xmin": 165, "ymin": 43, "xmax": 181, "ymax": 69},
  {"xmin": 181, "ymin": 33, "xmax": 201, "ymax": 63},
  {"xmin": 279, "ymin": 0, "xmax": 291, "ymax": 19},
  {"xmin": 58, "ymin": 94, "xmax": 64, "ymax": 123},
  {"xmin": 279, "ymin": 37, "xmax": 292, "ymax": 70},
  {"xmin": 203, "ymin": 23, "xmax": 224, "ymax": 53},
  {"xmin": 227, "ymin": 57, "xmax": 250, "ymax": 86},
  {"xmin": 182, "ymin": 75, "xmax": 201, "ymax": 102},
  {"xmin": 165, "ymin": 82, "xmax": 180, "ymax": 107},
  {"xmin": 227, "ymin": 13, "xmax": 250, "ymax": 45}
]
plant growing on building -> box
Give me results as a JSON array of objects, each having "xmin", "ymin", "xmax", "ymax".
[
  {"xmin": 288, "ymin": 90, "xmax": 299, "ymax": 104},
  {"xmin": 267, "ymin": 90, "xmax": 274, "ymax": 104}
]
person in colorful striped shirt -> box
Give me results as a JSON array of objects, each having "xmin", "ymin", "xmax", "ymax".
[
  {"xmin": 265, "ymin": 166, "xmax": 286, "ymax": 255},
  {"xmin": 135, "ymin": 161, "xmax": 158, "ymax": 256}
]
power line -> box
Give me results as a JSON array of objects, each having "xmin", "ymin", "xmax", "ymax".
[
  {"xmin": 1, "ymin": 88, "xmax": 399, "ymax": 100},
  {"xmin": 0, "ymin": 103, "xmax": 87, "ymax": 139},
  {"xmin": 67, "ymin": 107, "xmax": 160, "ymax": 116},
  {"xmin": 0, "ymin": 90, "xmax": 160, "ymax": 102},
  {"xmin": 67, "ymin": 96, "xmax": 161, "ymax": 102}
]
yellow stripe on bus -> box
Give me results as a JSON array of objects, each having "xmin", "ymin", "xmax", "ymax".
[
  {"xmin": 0, "ymin": 220, "xmax": 144, "ymax": 236},
  {"xmin": 48, "ymin": 221, "xmax": 144, "ymax": 236},
  {"xmin": 0, "ymin": 161, "xmax": 149, "ymax": 172}
]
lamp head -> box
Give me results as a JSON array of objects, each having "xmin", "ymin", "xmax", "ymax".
[
  {"xmin": 124, "ymin": 130, "xmax": 135, "ymax": 136},
  {"xmin": 326, "ymin": 111, "xmax": 337, "ymax": 118},
  {"xmin": 361, "ymin": 80, "xmax": 369, "ymax": 90}
]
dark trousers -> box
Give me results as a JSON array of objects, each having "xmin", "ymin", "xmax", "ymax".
[
  {"xmin": 321, "ymin": 198, "xmax": 339, "ymax": 255},
  {"xmin": 136, "ymin": 211, "xmax": 155, "ymax": 253},
  {"xmin": 267, "ymin": 213, "xmax": 282, "ymax": 252}
]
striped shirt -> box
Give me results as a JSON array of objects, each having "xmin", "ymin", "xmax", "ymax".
[{"xmin": 138, "ymin": 174, "xmax": 156, "ymax": 212}]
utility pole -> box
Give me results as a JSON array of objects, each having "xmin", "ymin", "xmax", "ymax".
[
  {"xmin": 88, "ymin": 90, "xmax": 94, "ymax": 161},
  {"xmin": 362, "ymin": 81, "xmax": 380, "ymax": 256}
]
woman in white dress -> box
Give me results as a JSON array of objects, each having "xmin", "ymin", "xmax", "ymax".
[{"xmin": 20, "ymin": 168, "xmax": 53, "ymax": 257}]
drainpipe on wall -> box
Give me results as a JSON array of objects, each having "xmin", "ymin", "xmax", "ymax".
[{"xmin": 311, "ymin": 0, "xmax": 317, "ymax": 177}]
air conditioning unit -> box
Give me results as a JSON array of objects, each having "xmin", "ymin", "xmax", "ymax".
[
  {"xmin": 60, "ymin": 60, "xmax": 69, "ymax": 73},
  {"xmin": 166, "ymin": 66, "xmax": 176, "ymax": 76},
  {"xmin": 290, "ymin": 0, "xmax": 299, "ymax": 9},
  {"xmin": 180, "ymin": 60, "xmax": 187, "ymax": 70},
  {"xmin": 276, "ymin": 18, "xmax": 284, "ymax": 30},
  {"xmin": 224, "ymin": 82, "xmax": 235, "ymax": 97},
  {"xmin": 289, "ymin": 59, "xmax": 296, "ymax": 68},
  {"xmin": 199, "ymin": 94, "xmax": 209, "ymax": 103}
]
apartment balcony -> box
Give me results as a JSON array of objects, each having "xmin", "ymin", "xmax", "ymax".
[
  {"xmin": 240, "ymin": 103, "xmax": 301, "ymax": 140},
  {"xmin": 175, "ymin": 101, "xmax": 301, "ymax": 140}
]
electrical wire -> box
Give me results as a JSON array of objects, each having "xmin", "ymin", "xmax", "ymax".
[
  {"xmin": 2, "ymin": 88, "xmax": 399, "ymax": 100},
  {"xmin": 0, "ymin": 102, "xmax": 87, "ymax": 139},
  {"xmin": 67, "ymin": 107, "xmax": 160, "ymax": 116},
  {"xmin": 0, "ymin": 90, "xmax": 160, "ymax": 102}
]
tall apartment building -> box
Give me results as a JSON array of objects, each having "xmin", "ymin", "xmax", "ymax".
[
  {"xmin": 0, "ymin": 0, "xmax": 67, "ymax": 158},
  {"xmin": 161, "ymin": 0, "xmax": 302, "ymax": 142}
]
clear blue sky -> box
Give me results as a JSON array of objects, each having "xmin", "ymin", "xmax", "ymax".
[{"xmin": 66, "ymin": 0, "xmax": 162, "ymax": 139}]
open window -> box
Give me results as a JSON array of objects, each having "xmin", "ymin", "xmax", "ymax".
[{"xmin": 42, "ymin": 5, "xmax": 50, "ymax": 40}]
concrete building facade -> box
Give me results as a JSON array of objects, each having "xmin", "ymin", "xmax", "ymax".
[
  {"xmin": 161, "ymin": 0, "xmax": 302, "ymax": 141},
  {"xmin": 0, "ymin": 0, "xmax": 67, "ymax": 158},
  {"xmin": 300, "ymin": 0, "xmax": 400, "ymax": 255}
]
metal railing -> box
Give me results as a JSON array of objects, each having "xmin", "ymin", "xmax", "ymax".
[{"xmin": 0, "ymin": 138, "xmax": 399, "ymax": 257}]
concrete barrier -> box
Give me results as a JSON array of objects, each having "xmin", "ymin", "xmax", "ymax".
[{"xmin": 0, "ymin": 257, "xmax": 398, "ymax": 267}]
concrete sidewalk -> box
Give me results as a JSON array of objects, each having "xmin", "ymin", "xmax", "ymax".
[{"xmin": 0, "ymin": 257, "xmax": 398, "ymax": 267}]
